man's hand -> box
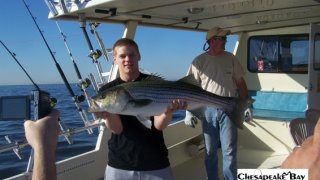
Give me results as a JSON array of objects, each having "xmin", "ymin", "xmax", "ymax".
[
  {"xmin": 244, "ymin": 108, "xmax": 253, "ymax": 122},
  {"xmin": 24, "ymin": 109, "xmax": 60, "ymax": 180},
  {"xmin": 24, "ymin": 109, "xmax": 60, "ymax": 151},
  {"xmin": 184, "ymin": 110, "xmax": 198, "ymax": 128}
]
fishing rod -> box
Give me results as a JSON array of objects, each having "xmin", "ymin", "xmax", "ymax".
[
  {"xmin": 21, "ymin": 0, "xmax": 93, "ymax": 134},
  {"xmin": 55, "ymin": 21, "xmax": 93, "ymax": 107},
  {"xmin": 0, "ymin": 40, "xmax": 45, "ymax": 161},
  {"xmin": 89, "ymin": 22, "xmax": 117, "ymax": 83},
  {"xmin": 89, "ymin": 22, "xmax": 111, "ymax": 62},
  {"xmin": 0, "ymin": 41, "xmax": 40, "ymax": 91},
  {"xmin": 79, "ymin": 13, "xmax": 106, "ymax": 85}
]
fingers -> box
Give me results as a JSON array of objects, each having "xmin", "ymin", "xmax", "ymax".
[
  {"xmin": 170, "ymin": 99, "xmax": 188, "ymax": 111},
  {"xmin": 94, "ymin": 112, "xmax": 108, "ymax": 119}
]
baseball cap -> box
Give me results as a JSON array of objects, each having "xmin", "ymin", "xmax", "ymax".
[{"xmin": 206, "ymin": 27, "xmax": 231, "ymax": 40}]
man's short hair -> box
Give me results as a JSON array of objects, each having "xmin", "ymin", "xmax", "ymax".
[{"xmin": 113, "ymin": 38, "xmax": 140, "ymax": 55}]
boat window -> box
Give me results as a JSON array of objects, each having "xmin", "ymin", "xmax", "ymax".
[
  {"xmin": 248, "ymin": 34, "xmax": 309, "ymax": 73},
  {"xmin": 314, "ymin": 33, "xmax": 320, "ymax": 70}
]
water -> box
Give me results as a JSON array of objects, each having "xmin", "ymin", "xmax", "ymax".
[{"xmin": 0, "ymin": 84, "xmax": 185, "ymax": 179}]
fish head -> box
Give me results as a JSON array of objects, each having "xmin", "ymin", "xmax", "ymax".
[{"xmin": 88, "ymin": 87, "xmax": 131, "ymax": 113}]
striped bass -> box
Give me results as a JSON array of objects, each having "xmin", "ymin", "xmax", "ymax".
[{"xmin": 88, "ymin": 75, "xmax": 253, "ymax": 129}]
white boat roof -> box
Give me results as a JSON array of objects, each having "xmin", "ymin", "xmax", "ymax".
[{"xmin": 48, "ymin": 0, "xmax": 320, "ymax": 33}]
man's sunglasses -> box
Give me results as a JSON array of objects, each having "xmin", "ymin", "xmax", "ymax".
[{"xmin": 213, "ymin": 36, "xmax": 227, "ymax": 41}]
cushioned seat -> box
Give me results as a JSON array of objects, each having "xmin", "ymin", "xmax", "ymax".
[
  {"xmin": 252, "ymin": 109, "xmax": 305, "ymax": 121},
  {"xmin": 249, "ymin": 91, "xmax": 307, "ymax": 121}
]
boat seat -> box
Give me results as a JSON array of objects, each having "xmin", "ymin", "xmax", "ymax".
[
  {"xmin": 289, "ymin": 109, "xmax": 320, "ymax": 145},
  {"xmin": 249, "ymin": 91, "xmax": 307, "ymax": 121}
]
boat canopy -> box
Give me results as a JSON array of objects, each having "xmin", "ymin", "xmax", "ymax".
[{"xmin": 46, "ymin": 0, "xmax": 320, "ymax": 33}]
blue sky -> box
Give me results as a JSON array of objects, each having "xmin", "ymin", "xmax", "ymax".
[{"xmin": 0, "ymin": 0, "xmax": 236, "ymax": 85}]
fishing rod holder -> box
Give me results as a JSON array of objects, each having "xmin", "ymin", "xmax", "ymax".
[
  {"xmin": 58, "ymin": 120, "xmax": 73, "ymax": 144},
  {"xmin": 4, "ymin": 136, "xmax": 24, "ymax": 160}
]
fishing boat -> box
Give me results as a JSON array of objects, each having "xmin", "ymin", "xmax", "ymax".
[{"xmin": 4, "ymin": 0, "xmax": 320, "ymax": 179}]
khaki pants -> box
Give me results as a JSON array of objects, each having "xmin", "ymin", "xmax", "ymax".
[{"xmin": 104, "ymin": 165, "xmax": 173, "ymax": 180}]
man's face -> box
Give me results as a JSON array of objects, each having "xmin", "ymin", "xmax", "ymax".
[
  {"xmin": 113, "ymin": 45, "xmax": 140, "ymax": 75},
  {"xmin": 210, "ymin": 36, "xmax": 227, "ymax": 51}
]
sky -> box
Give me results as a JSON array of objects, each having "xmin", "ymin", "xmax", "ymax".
[{"xmin": 0, "ymin": 0, "xmax": 237, "ymax": 85}]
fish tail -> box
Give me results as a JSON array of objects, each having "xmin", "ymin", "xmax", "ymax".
[{"xmin": 228, "ymin": 98, "xmax": 254, "ymax": 129}]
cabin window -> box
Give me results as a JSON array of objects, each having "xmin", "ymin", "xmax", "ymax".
[
  {"xmin": 314, "ymin": 33, "xmax": 320, "ymax": 70},
  {"xmin": 248, "ymin": 34, "xmax": 309, "ymax": 73}
]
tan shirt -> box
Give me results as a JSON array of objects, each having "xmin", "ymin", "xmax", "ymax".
[{"xmin": 187, "ymin": 51, "xmax": 245, "ymax": 97}]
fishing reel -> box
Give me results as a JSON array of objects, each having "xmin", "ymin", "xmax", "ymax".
[
  {"xmin": 89, "ymin": 49, "xmax": 102, "ymax": 62},
  {"xmin": 74, "ymin": 78, "xmax": 92, "ymax": 103},
  {"xmin": 79, "ymin": 78, "xmax": 91, "ymax": 89},
  {"xmin": 73, "ymin": 94, "xmax": 85, "ymax": 103}
]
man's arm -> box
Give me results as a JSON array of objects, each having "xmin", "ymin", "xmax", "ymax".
[
  {"xmin": 24, "ymin": 109, "xmax": 60, "ymax": 180},
  {"xmin": 235, "ymin": 77, "xmax": 249, "ymax": 98},
  {"xmin": 282, "ymin": 117, "xmax": 320, "ymax": 180},
  {"xmin": 154, "ymin": 99, "xmax": 187, "ymax": 130}
]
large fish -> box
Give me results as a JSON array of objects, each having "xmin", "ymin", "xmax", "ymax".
[{"xmin": 88, "ymin": 75, "xmax": 253, "ymax": 129}]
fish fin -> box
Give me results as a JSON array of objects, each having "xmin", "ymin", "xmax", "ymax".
[
  {"xmin": 127, "ymin": 99, "xmax": 153, "ymax": 107},
  {"xmin": 136, "ymin": 115, "xmax": 152, "ymax": 129},
  {"xmin": 141, "ymin": 74, "xmax": 165, "ymax": 81},
  {"xmin": 177, "ymin": 75, "xmax": 201, "ymax": 87},
  {"xmin": 88, "ymin": 100, "xmax": 100, "ymax": 113}
]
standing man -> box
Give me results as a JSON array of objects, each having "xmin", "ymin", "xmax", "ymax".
[
  {"xmin": 95, "ymin": 38, "xmax": 187, "ymax": 180},
  {"xmin": 185, "ymin": 27, "xmax": 250, "ymax": 180}
]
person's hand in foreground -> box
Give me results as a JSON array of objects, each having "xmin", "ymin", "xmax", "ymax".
[{"xmin": 24, "ymin": 109, "xmax": 60, "ymax": 180}]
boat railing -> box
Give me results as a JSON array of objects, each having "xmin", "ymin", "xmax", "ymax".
[{"xmin": 0, "ymin": 119, "xmax": 105, "ymax": 156}]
